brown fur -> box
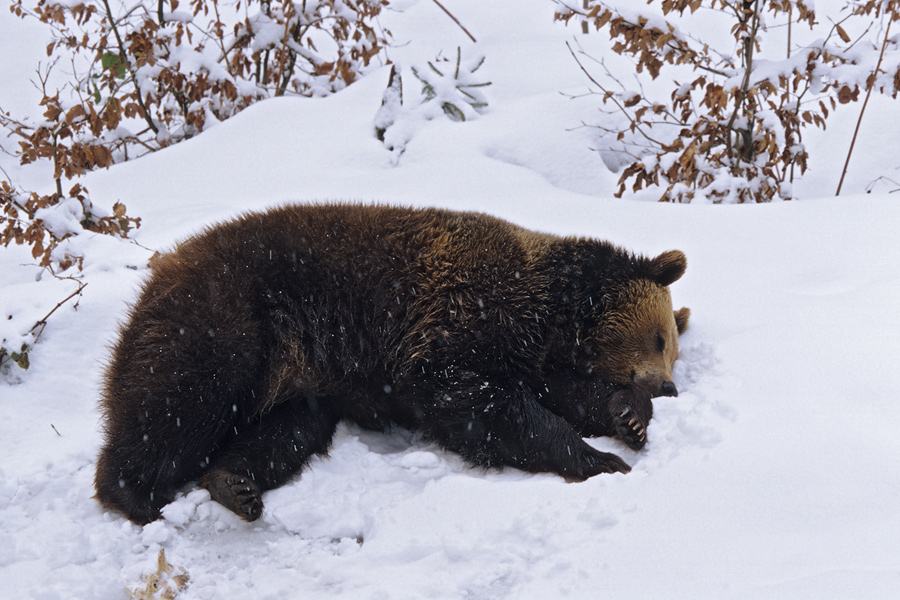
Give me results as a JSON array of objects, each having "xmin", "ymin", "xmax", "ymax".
[
  {"xmin": 95, "ymin": 204, "xmax": 689, "ymax": 523},
  {"xmin": 596, "ymin": 279, "xmax": 683, "ymax": 391}
]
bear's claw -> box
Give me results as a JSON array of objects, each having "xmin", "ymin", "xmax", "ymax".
[
  {"xmin": 615, "ymin": 408, "xmax": 648, "ymax": 451},
  {"xmin": 202, "ymin": 470, "xmax": 264, "ymax": 521}
]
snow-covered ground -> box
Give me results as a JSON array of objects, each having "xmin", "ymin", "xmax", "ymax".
[{"xmin": 2, "ymin": 1, "xmax": 899, "ymax": 598}]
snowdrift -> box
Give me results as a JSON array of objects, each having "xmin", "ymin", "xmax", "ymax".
[{"xmin": 2, "ymin": 1, "xmax": 899, "ymax": 598}]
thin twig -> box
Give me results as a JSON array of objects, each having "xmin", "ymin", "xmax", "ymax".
[
  {"xmin": 432, "ymin": 0, "xmax": 477, "ymax": 43},
  {"xmin": 32, "ymin": 277, "xmax": 86, "ymax": 335},
  {"xmin": 787, "ymin": 4, "xmax": 792, "ymax": 59},
  {"xmin": 566, "ymin": 41, "xmax": 667, "ymax": 147},
  {"xmin": 836, "ymin": 17, "xmax": 893, "ymax": 196}
]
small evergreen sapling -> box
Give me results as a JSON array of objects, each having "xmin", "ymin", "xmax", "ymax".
[
  {"xmin": 411, "ymin": 47, "xmax": 491, "ymax": 122},
  {"xmin": 375, "ymin": 48, "xmax": 491, "ymax": 158}
]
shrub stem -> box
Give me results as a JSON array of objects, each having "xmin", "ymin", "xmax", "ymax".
[
  {"xmin": 836, "ymin": 17, "xmax": 893, "ymax": 196},
  {"xmin": 432, "ymin": 0, "xmax": 477, "ymax": 43}
]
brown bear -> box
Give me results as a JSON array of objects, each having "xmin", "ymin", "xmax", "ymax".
[{"xmin": 94, "ymin": 204, "xmax": 689, "ymax": 524}]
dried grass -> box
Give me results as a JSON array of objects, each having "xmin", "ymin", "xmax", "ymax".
[{"xmin": 128, "ymin": 549, "xmax": 189, "ymax": 600}]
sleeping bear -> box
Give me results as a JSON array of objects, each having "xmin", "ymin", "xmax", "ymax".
[{"xmin": 94, "ymin": 204, "xmax": 690, "ymax": 524}]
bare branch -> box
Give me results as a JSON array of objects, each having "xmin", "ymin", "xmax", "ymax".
[
  {"xmin": 432, "ymin": 0, "xmax": 477, "ymax": 43},
  {"xmin": 837, "ymin": 15, "xmax": 893, "ymax": 196},
  {"xmin": 566, "ymin": 41, "xmax": 667, "ymax": 147}
]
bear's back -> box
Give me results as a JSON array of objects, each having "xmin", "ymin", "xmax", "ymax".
[
  {"xmin": 149, "ymin": 204, "xmax": 546, "ymax": 302},
  {"xmin": 134, "ymin": 204, "xmax": 553, "ymax": 383}
]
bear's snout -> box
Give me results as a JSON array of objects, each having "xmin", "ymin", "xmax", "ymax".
[{"xmin": 657, "ymin": 381, "xmax": 678, "ymax": 397}]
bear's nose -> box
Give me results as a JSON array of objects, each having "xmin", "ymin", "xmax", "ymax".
[{"xmin": 658, "ymin": 381, "xmax": 678, "ymax": 397}]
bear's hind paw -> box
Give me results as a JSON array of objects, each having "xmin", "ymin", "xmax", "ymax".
[
  {"xmin": 562, "ymin": 447, "xmax": 632, "ymax": 482},
  {"xmin": 202, "ymin": 470, "xmax": 264, "ymax": 522}
]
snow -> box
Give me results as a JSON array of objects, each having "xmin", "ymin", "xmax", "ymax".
[{"xmin": 2, "ymin": 0, "xmax": 900, "ymax": 598}]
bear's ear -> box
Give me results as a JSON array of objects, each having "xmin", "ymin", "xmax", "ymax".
[
  {"xmin": 647, "ymin": 250, "xmax": 686, "ymax": 286},
  {"xmin": 674, "ymin": 306, "xmax": 690, "ymax": 335}
]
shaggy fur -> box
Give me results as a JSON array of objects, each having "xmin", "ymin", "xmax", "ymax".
[{"xmin": 95, "ymin": 204, "xmax": 689, "ymax": 523}]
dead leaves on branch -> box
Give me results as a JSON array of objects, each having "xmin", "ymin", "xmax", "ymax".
[
  {"xmin": 556, "ymin": 0, "xmax": 900, "ymax": 203},
  {"xmin": 2, "ymin": 0, "xmax": 391, "ymax": 273},
  {"xmin": 3, "ymin": 1, "xmax": 392, "ymax": 374},
  {"xmin": 2, "ymin": 85, "xmax": 140, "ymax": 275}
]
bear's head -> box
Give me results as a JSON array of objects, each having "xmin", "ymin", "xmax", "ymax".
[{"xmin": 588, "ymin": 250, "xmax": 690, "ymax": 397}]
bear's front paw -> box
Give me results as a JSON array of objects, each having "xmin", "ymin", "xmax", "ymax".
[
  {"xmin": 202, "ymin": 470, "xmax": 263, "ymax": 521},
  {"xmin": 614, "ymin": 406, "xmax": 648, "ymax": 450},
  {"xmin": 609, "ymin": 385, "xmax": 653, "ymax": 450}
]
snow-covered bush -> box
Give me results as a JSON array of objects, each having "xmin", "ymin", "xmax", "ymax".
[
  {"xmin": 1, "ymin": 0, "xmax": 391, "ymax": 373},
  {"xmin": 0, "ymin": 179, "xmax": 100, "ymax": 375},
  {"xmin": 374, "ymin": 48, "xmax": 491, "ymax": 157},
  {"xmin": 410, "ymin": 48, "xmax": 490, "ymax": 122},
  {"xmin": 555, "ymin": 0, "xmax": 900, "ymax": 203},
  {"xmin": 1, "ymin": 0, "xmax": 391, "ymax": 251},
  {"xmin": 6, "ymin": 0, "xmax": 391, "ymax": 152}
]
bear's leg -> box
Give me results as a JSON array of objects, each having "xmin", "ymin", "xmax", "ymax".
[
  {"xmin": 95, "ymin": 393, "xmax": 240, "ymax": 524},
  {"xmin": 541, "ymin": 374, "xmax": 655, "ymax": 450},
  {"xmin": 201, "ymin": 395, "xmax": 340, "ymax": 521},
  {"xmin": 419, "ymin": 373, "xmax": 631, "ymax": 481}
]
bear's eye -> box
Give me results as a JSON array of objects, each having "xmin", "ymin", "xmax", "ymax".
[{"xmin": 656, "ymin": 333, "xmax": 666, "ymax": 353}]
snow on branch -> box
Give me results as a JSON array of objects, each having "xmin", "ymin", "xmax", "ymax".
[{"xmin": 556, "ymin": 0, "xmax": 900, "ymax": 203}]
